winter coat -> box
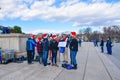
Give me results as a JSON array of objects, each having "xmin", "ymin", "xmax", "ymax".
[
  {"xmin": 100, "ymin": 40, "xmax": 104, "ymax": 46},
  {"xmin": 106, "ymin": 40, "xmax": 112, "ymax": 47},
  {"xmin": 37, "ymin": 41, "xmax": 43, "ymax": 53},
  {"xmin": 50, "ymin": 39, "xmax": 58, "ymax": 50},
  {"xmin": 26, "ymin": 38, "xmax": 36, "ymax": 51},
  {"xmin": 42, "ymin": 38, "xmax": 50, "ymax": 51},
  {"xmin": 70, "ymin": 38, "xmax": 78, "ymax": 51}
]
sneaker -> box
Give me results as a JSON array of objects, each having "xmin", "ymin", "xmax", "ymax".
[
  {"xmin": 52, "ymin": 64, "xmax": 54, "ymax": 66},
  {"xmin": 54, "ymin": 64, "xmax": 59, "ymax": 67}
]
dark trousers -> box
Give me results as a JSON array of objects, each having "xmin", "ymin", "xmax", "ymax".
[
  {"xmin": 101, "ymin": 46, "xmax": 104, "ymax": 53},
  {"xmin": 38, "ymin": 52, "xmax": 43, "ymax": 64},
  {"xmin": 27, "ymin": 50, "xmax": 33, "ymax": 64},
  {"xmin": 52, "ymin": 50, "xmax": 57, "ymax": 64}
]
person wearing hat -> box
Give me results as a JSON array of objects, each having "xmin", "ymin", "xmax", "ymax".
[
  {"xmin": 36, "ymin": 37, "xmax": 43, "ymax": 64},
  {"xmin": 31, "ymin": 34, "xmax": 37, "ymax": 61},
  {"xmin": 70, "ymin": 32, "xmax": 78, "ymax": 69},
  {"xmin": 50, "ymin": 35, "xmax": 59, "ymax": 67},
  {"xmin": 26, "ymin": 35, "xmax": 36, "ymax": 64},
  {"xmin": 42, "ymin": 33, "xmax": 50, "ymax": 66}
]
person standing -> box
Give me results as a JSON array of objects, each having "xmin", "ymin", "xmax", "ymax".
[
  {"xmin": 78, "ymin": 38, "xmax": 82, "ymax": 47},
  {"xmin": 42, "ymin": 34, "xmax": 50, "ymax": 66},
  {"xmin": 63, "ymin": 36, "xmax": 69, "ymax": 63},
  {"xmin": 30, "ymin": 34, "xmax": 37, "ymax": 61},
  {"xmin": 50, "ymin": 35, "xmax": 59, "ymax": 67},
  {"xmin": 100, "ymin": 37, "xmax": 104, "ymax": 53},
  {"xmin": 70, "ymin": 32, "xmax": 78, "ymax": 69},
  {"xmin": 36, "ymin": 37, "xmax": 43, "ymax": 64},
  {"xmin": 106, "ymin": 37, "xmax": 112, "ymax": 55},
  {"xmin": 26, "ymin": 36, "xmax": 36, "ymax": 64},
  {"xmin": 0, "ymin": 47, "xmax": 2, "ymax": 63},
  {"xmin": 59, "ymin": 36, "xmax": 66, "ymax": 62},
  {"xmin": 94, "ymin": 39, "xmax": 98, "ymax": 47}
]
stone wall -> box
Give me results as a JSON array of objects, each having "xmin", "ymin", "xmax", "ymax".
[{"xmin": 0, "ymin": 34, "xmax": 29, "ymax": 52}]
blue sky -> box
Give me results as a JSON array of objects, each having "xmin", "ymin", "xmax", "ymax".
[{"xmin": 0, "ymin": 0, "xmax": 120, "ymax": 34}]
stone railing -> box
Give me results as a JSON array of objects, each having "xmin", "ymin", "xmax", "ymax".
[{"xmin": 0, "ymin": 33, "xmax": 29, "ymax": 52}]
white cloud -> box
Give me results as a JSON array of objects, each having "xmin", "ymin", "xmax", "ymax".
[
  {"xmin": 72, "ymin": 22, "xmax": 80, "ymax": 27},
  {"xmin": 0, "ymin": 0, "xmax": 120, "ymax": 26},
  {"xmin": 25, "ymin": 29, "xmax": 64, "ymax": 34}
]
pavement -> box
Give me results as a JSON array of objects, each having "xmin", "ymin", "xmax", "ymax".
[{"xmin": 0, "ymin": 42, "xmax": 120, "ymax": 80}]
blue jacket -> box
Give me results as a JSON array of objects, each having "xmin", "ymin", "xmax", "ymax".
[
  {"xmin": 26, "ymin": 38, "xmax": 36, "ymax": 51},
  {"xmin": 106, "ymin": 40, "xmax": 112, "ymax": 47}
]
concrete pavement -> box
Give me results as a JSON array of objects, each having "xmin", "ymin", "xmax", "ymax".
[{"xmin": 0, "ymin": 42, "xmax": 120, "ymax": 80}]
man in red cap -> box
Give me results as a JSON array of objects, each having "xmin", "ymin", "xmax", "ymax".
[
  {"xmin": 70, "ymin": 32, "xmax": 78, "ymax": 69},
  {"xmin": 42, "ymin": 33, "xmax": 50, "ymax": 66},
  {"xmin": 50, "ymin": 34, "xmax": 59, "ymax": 67},
  {"xmin": 36, "ymin": 37, "xmax": 43, "ymax": 64}
]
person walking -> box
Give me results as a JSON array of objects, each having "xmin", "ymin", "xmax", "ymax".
[
  {"xmin": 70, "ymin": 32, "xmax": 78, "ymax": 69},
  {"xmin": 100, "ymin": 37, "xmax": 104, "ymax": 53},
  {"xmin": 106, "ymin": 37, "xmax": 113, "ymax": 55},
  {"xmin": 50, "ymin": 35, "xmax": 59, "ymax": 67},
  {"xmin": 42, "ymin": 34, "xmax": 50, "ymax": 66},
  {"xmin": 26, "ymin": 36, "xmax": 36, "ymax": 64},
  {"xmin": 36, "ymin": 37, "xmax": 43, "ymax": 64}
]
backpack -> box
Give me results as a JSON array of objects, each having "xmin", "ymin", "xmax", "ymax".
[{"xmin": 62, "ymin": 63, "xmax": 73, "ymax": 70}]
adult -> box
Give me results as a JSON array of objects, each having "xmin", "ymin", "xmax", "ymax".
[
  {"xmin": 36, "ymin": 37, "xmax": 43, "ymax": 64},
  {"xmin": 78, "ymin": 38, "xmax": 82, "ymax": 47},
  {"xmin": 31, "ymin": 34, "xmax": 37, "ymax": 61},
  {"xmin": 26, "ymin": 36, "xmax": 36, "ymax": 64},
  {"xmin": 42, "ymin": 34, "xmax": 50, "ymax": 66},
  {"xmin": 50, "ymin": 35, "xmax": 59, "ymax": 67},
  {"xmin": 70, "ymin": 32, "xmax": 78, "ymax": 69},
  {"xmin": 106, "ymin": 37, "xmax": 113, "ymax": 55},
  {"xmin": 100, "ymin": 37, "xmax": 104, "ymax": 53}
]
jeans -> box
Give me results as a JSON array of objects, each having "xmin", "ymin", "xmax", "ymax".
[
  {"xmin": 107, "ymin": 46, "xmax": 112, "ymax": 55},
  {"xmin": 71, "ymin": 51, "xmax": 77, "ymax": 65},
  {"xmin": 52, "ymin": 50, "xmax": 57, "ymax": 64},
  {"xmin": 101, "ymin": 46, "xmax": 104, "ymax": 53},
  {"xmin": 43, "ymin": 51, "xmax": 49, "ymax": 66}
]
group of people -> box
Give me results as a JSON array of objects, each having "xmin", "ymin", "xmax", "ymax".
[
  {"xmin": 99, "ymin": 37, "xmax": 113, "ymax": 55},
  {"xmin": 26, "ymin": 32, "xmax": 78, "ymax": 69}
]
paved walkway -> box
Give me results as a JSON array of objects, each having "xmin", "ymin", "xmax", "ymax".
[{"xmin": 0, "ymin": 42, "xmax": 120, "ymax": 80}]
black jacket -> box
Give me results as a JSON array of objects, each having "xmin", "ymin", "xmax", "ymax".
[
  {"xmin": 100, "ymin": 40, "xmax": 104, "ymax": 46},
  {"xmin": 50, "ymin": 39, "xmax": 59, "ymax": 50},
  {"xmin": 70, "ymin": 38, "xmax": 78, "ymax": 51}
]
